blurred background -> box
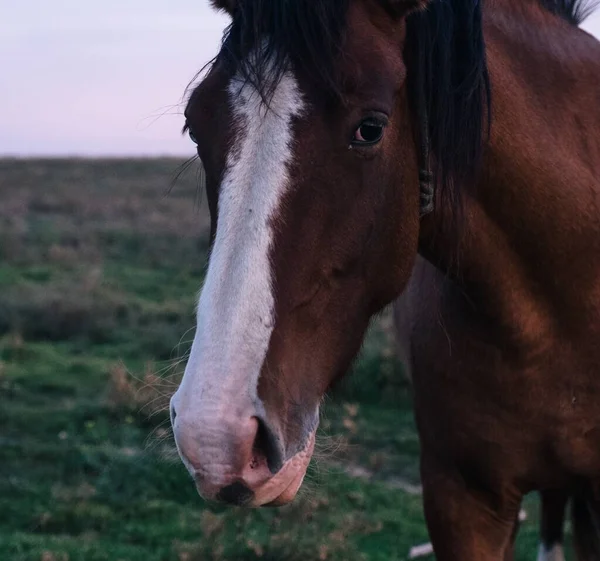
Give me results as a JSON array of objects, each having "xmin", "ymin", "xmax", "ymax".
[{"xmin": 1, "ymin": 3, "xmax": 599, "ymax": 560}]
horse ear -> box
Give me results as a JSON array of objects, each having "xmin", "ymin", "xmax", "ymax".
[
  {"xmin": 382, "ymin": 0, "xmax": 429, "ymax": 17},
  {"xmin": 210, "ymin": 0, "xmax": 236, "ymax": 15}
]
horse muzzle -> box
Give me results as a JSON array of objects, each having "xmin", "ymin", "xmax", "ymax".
[{"xmin": 170, "ymin": 398, "xmax": 316, "ymax": 507}]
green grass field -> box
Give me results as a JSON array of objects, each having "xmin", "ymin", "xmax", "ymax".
[{"xmin": 0, "ymin": 159, "xmax": 555, "ymax": 560}]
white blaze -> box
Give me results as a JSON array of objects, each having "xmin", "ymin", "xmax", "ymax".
[{"xmin": 172, "ymin": 68, "xmax": 305, "ymax": 455}]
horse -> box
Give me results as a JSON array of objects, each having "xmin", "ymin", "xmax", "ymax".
[{"xmin": 169, "ymin": 0, "xmax": 600, "ymax": 559}]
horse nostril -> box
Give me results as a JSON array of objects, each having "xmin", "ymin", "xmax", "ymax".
[
  {"xmin": 253, "ymin": 417, "xmax": 284, "ymax": 474},
  {"xmin": 170, "ymin": 400, "xmax": 177, "ymax": 426},
  {"xmin": 217, "ymin": 482, "xmax": 254, "ymax": 506}
]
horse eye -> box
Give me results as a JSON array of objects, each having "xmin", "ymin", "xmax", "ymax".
[
  {"xmin": 189, "ymin": 129, "xmax": 198, "ymax": 144},
  {"xmin": 352, "ymin": 119, "xmax": 385, "ymax": 146}
]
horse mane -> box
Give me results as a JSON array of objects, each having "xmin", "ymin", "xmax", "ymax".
[
  {"xmin": 217, "ymin": 0, "xmax": 490, "ymax": 220},
  {"xmin": 405, "ymin": 0, "xmax": 490, "ymax": 223},
  {"xmin": 538, "ymin": 0, "xmax": 600, "ymax": 25},
  {"xmin": 218, "ymin": 0, "xmax": 350, "ymax": 100}
]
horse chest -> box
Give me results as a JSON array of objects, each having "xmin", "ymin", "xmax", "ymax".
[{"xmin": 407, "ymin": 270, "xmax": 600, "ymax": 482}]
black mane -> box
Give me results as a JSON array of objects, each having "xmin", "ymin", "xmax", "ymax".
[
  {"xmin": 219, "ymin": 0, "xmax": 350, "ymax": 100},
  {"xmin": 406, "ymin": 0, "xmax": 490, "ymax": 221},
  {"xmin": 538, "ymin": 0, "xmax": 599, "ymax": 25}
]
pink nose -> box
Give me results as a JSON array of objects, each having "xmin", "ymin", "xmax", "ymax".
[{"xmin": 171, "ymin": 404, "xmax": 284, "ymax": 506}]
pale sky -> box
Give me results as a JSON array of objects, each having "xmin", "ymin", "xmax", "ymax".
[{"xmin": 1, "ymin": 2, "xmax": 599, "ymax": 157}]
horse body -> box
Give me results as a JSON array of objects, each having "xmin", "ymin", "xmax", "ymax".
[
  {"xmin": 171, "ymin": 0, "xmax": 600, "ymax": 558},
  {"xmin": 397, "ymin": 5, "xmax": 600, "ymax": 557}
]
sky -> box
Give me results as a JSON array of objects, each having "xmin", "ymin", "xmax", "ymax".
[{"xmin": 1, "ymin": 2, "xmax": 599, "ymax": 157}]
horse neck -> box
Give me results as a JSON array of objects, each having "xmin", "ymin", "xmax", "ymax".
[{"xmin": 419, "ymin": 4, "xmax": 600, "ymax": 353}]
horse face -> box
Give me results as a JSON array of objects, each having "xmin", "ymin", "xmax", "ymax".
[{"xmin": 171, "ymin": 0, "xmax": 422, "ymax": 507}]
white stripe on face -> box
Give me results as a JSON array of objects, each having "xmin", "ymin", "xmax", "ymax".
[
  {"xmin": 536, "ymin": 543, "xmax": 565, "ymax": 561},
  {"xmin": 172, "ymin": 66, "xmax": 305, "ymax": 467}
]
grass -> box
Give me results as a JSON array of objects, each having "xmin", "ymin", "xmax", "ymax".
[{"xmin": 0, "ymin": 158, "xmax": 564, "ymax": 560}]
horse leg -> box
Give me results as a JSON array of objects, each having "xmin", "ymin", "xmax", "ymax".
[
  {"xmin": 572, "ymin": 493, "xmax": 600, "ymax": 561},
  {"xmin": 537, "ymin": 490, "xmax": 568, "ymax": 561},
  {"xmin": 503, "ymin": 509, "xmax": 522, "ymax": 561},
  {"xmin": 421, "ymin": 462, "xmax": 522, "ymax": 561}
]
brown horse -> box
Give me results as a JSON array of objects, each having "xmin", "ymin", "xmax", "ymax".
[{"xmin": 170, "ymin": 0, "xmax": 600, "ymax": 558}]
